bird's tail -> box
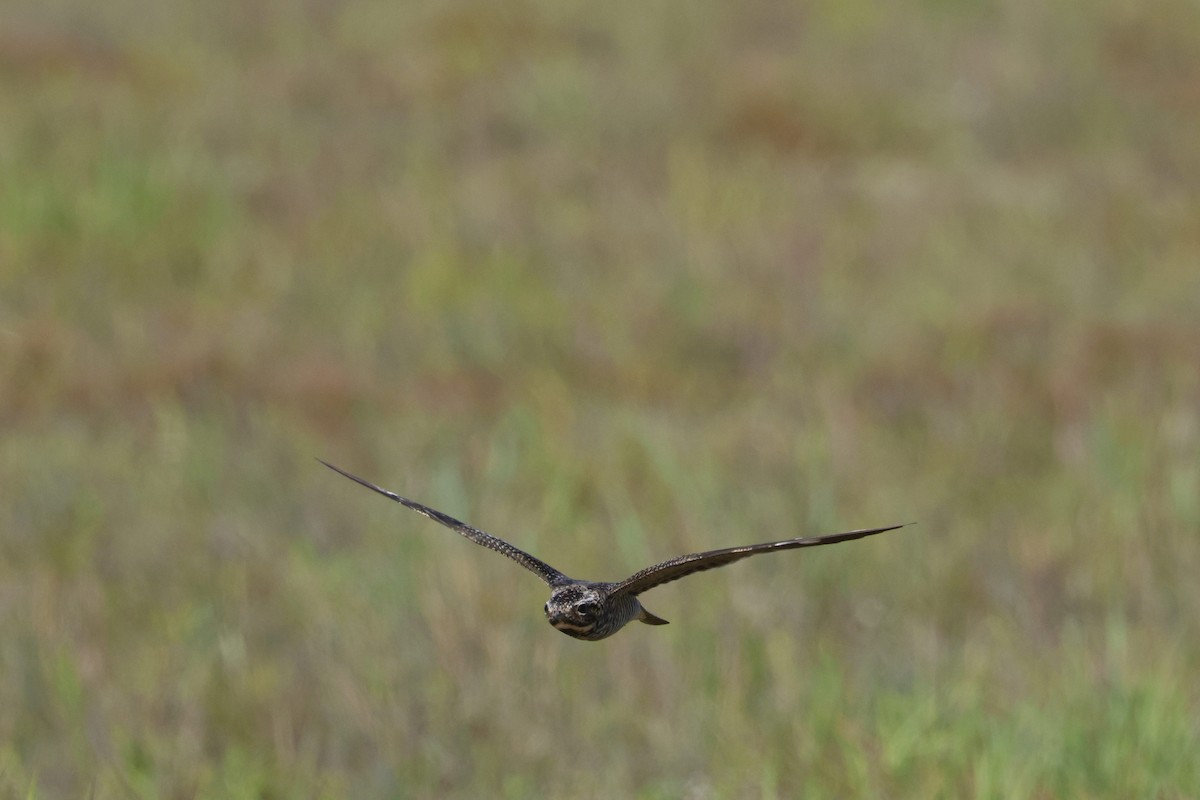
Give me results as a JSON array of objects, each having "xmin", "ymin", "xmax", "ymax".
[{"xmin": 639, "ymin": 607, "xmax": 669, "ymax": 626}]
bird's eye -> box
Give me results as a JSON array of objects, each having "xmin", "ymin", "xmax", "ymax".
[
  {"xmin": 544, "ymin": 602, "xmax": 551, "ymax": 616},
  {"xmin": 578, "ymin": 602, "xmax": 597, "ymax": 617}
]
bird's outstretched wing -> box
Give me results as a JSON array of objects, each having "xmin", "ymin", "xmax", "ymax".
[
  {"xmin": 612, "ymin": 524, "xmax": 908, "ymax": 598},
  {"xmin": 319, "ymin": 459, "xmax": 570, "ymax": 587}
]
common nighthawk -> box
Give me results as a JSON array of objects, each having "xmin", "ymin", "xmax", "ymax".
[{"xmin": 320, "ymin": 459, "xmax": 906, "ymax": 641}]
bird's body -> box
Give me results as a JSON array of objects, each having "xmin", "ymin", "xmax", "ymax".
[
  {"xmin": 320, "ymin": 459, "xmax": 906, "ymax": 641},
  {"xmin": 542, "ymin": 583, "xmax": 657, "ymax": 640}
]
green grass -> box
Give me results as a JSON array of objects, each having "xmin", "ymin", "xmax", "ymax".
[{"xmin": 2, "ymin": 0, "xmax": 1200, "ymax": 796}]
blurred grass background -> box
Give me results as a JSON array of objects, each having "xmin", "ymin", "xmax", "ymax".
[{"xmin": 2, "ymin": 0, "xmax": 1199, "ymax": 796}]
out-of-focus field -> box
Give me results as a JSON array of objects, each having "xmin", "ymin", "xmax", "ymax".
[{"xmin": 2, "ymin": 0, "xmax": 1199, "ymax": 796}]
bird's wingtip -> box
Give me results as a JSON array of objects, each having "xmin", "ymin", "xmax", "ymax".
[{"xmin": 316, "ymin": 457, "xmax": 348, "ymax": 476}]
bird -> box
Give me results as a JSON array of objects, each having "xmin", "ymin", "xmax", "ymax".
[{"xmin": 319, "ymin": 459, "xmax": 907, "ymax": 641}]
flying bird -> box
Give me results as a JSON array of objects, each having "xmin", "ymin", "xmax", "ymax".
[{"xmin": 319, "ymin": 459, "xmax": 906, "ymax": 641}]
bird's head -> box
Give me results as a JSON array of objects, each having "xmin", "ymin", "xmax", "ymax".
[{"xmin": 544, "ymin": 585, "xmax": 605, "ymax": 638}]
